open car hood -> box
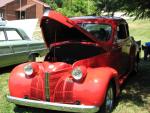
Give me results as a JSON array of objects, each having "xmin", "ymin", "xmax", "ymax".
[{"xmin": 40, "ymin": 10, "xmax": 99, "ymax": 47}]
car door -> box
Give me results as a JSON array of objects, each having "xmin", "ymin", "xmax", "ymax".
[
  {"xmin": 4, "ymin": 28, "xmax": 30, "ymax": 65},
  {"xmin": 0, "ymin": 28, "xmax": 16, "ymax": 67},
  {"xmin": 116, "ymin": 23, "xmax": 131, "ymax": 75}
]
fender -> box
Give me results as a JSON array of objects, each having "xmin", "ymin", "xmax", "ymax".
[
  {"xmin": 73, "ymin": 67, "xmax": 119, "ymax": 106},
  {"xmin": 9, "ymin": 62, "xmax": 44, "ymax": 98},
  {"xmin": 9, "ymin": 63, "xmax": 33, "ymax": 98}
]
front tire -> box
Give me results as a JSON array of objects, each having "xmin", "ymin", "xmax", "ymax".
[{"xmin": 99, "ymin": 82, "xmax": 115, "ymax": 113}]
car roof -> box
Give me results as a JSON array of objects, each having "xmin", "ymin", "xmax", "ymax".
[
  {"xmin": 0, "ymin": 25, "xmax": 30, "ymax": 40},
  {"xmin": 0, "ymin": 26, "xmax": 19, "ymax": 29},
  {"xmin": 70, "ymin": 16, "xmax": 126, "ymax": 23},
  {"xmin": 70, "ymin": 16, "xmax": 124, "ymax": 20}
]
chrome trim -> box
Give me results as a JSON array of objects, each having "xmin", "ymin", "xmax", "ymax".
[
  {"xmin": 45, "ymin": 72, "xmax": 50, "ymax": 101},
  {"xmin": 7, "ymin": 96, "xmax": 99, "ymax": 113},
  {"xmin": 43, "ymin": 9, "xmax": 50, "ymax": 17},
  {"xmin": 0, "ymin": 48, "xmax": 46, "ymax": 56},
  {"xmin": 30, "ymin": 48, "xmax": 47, "ymax": 51}
]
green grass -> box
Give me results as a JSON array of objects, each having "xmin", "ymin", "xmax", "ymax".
[
  {"xmin": 0, "ymin": 73, "xmax": 15, "ymax": 113},
  {"xmin": 109, "ymin": 19, "xmax": 150, "ymax": 113},
  {"xmin": 112, "ymin": 60, "xmax": 150, "ymax": 113},
  {"xmin": 0, "ymin": 19, "xmax": 150, "ymax": 113},
  {"xmin": 128, "ymin": 19, "xmax": 150, "ymax": 44}
]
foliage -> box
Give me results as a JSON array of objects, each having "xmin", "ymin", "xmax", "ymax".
[
  {"xmin": 43, "ymin": 0, "xmax": 96, "ymax": 17},
  {"xmin": 57, "ymin": 0, "xmax": 96, "ymax": 17},
  {"xmin": 92, "ymin": 0, "xmax": 150, "ymax": 19},
  {"xmin": 93, "ymin": 0, "xmax": 150, "ymax": 19},
  {"xmin": 123, "ymin": 0, "xmax": 150, "ymax": 19},
  {"xmin": 42, "ymin": 0, "xmax": 51, "ymax": 5},
  {"xmin": 93, "ymin": 0, "xmax": 125, "ymax": 16},
  {"xmin": 42, "ymin": 0, "xmax": 150, "ymax": 19}
]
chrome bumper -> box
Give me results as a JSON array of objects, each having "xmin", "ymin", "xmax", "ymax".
[{"xmin": 7, "ymin": 96, "xmax": 99, "ymax": 113}]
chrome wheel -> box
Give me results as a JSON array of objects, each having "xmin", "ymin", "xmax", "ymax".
[
  {"xmin": 105, "ymin": 86, "xmax": 114, "ymax": 113},
  {"xmin": 99, "ymin": 82, "xmax": 115, "ymax": 113}
]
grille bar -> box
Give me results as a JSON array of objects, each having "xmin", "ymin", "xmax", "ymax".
[
  {"xmin": 30, "ymin": 76, "xmax": 44, "ymax": 100},
  {"xmin": 45, "ymin": 72, "xmax": 50, "ymax": 101},
  {"xmin": 54, "ymin": 78, "xmax": 74, "ymax": 103}
]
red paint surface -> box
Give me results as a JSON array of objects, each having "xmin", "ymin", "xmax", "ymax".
[{"xmin": 8, "ymin": 10, "xmax": 138, "ymax": 108}]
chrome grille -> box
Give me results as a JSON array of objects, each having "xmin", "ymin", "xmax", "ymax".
[
  {"xmin": 54, "ymin": 80, "xmax": 64, "ymax": 102},
  {"xmin": 64, "ymin": 81, "xmax": 74, "ymax": 103},
  {"xmin": 49, "ymin": 74, "xmax": 62, "ymax": 94},
  {"xmin": 30, "ymin": 76, "xmax": 44, "ymax": 100},
  {"xmin": 45, "ymin": 72, "xmax": 50, "ymax": 101},
  {"xmin": 43, "ymin": 72, "xmax": 74, "ymax": 103},
  {"xmin": 54, "ymin": 79, "xmax": 74, "ymax": 103}
]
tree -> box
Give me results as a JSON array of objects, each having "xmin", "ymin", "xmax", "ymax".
[
  {"xmin": 56, "ymin": 0, "xmax": 96, "ymax": 17},
  {"xmin": 93, "ymin": 0, "xmax": 150, "ymax": 19},
  {"xmin": 41, "ymin": 0, "xmax": 61, "ymax": 8},
  {"xmin": 42, "ymin": 0, "xmax": 150, "ymax": 19},
  {"xmin": 42, "ymin": 0, "xmax": 51, "ymax": 5},
  {"xmin": 123, "ymin": 0, "xmax": 150, "ymax": 19},
  {"xmin": 94, "ymin": 0, "xmax": 125, "ymax": 16}
]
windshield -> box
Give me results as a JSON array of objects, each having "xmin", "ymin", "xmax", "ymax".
[{"xmin": 79, "ymin": 23, "xmax": 112, "ymax": 41}]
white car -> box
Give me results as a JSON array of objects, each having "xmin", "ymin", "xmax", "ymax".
[
  {"xmin": 0, "ymin": 26, "xmax": 48, "ymax": 68},
  {"xmin": 0, "ymin": 17, "xmax": 7, "ymax": 26}
]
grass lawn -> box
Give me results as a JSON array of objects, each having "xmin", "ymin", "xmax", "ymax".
[
  {"xmin": 0, "ymin": 19, "xmax": 150, "ymax": 113},
  {"xmin": 128, "ymin": 19, "xmax": 150, "ymax": 43}
]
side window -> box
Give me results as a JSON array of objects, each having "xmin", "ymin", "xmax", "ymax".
[
  {"xmin": 125, "ymin": 24, "xmax": 129, "ymax": 36},
  {"xmin": 0, "ymin": 30, "xmax": 5, "ymax": 41},
  {"xmin": 6, "ymin": 30, "xmax": 22, "ymax": 40},
  {"xmin": 117, "ymin": 24, "xmax": 128, "ymax": 39}
]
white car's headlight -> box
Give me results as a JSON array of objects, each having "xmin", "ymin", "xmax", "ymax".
[
  {"xmin": 71, "ymin": 66, "xmax": 87, "ymax": 81},
  {"xmin": 24, "ymin": 64, "xmax": 34, "ymax": 77}
]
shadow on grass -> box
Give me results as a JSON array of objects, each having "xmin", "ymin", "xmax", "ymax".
[
  {"xmin": 118, "ymin": 59, "xmax": 150, "ymax": 109},
  {"xmin": 0, "ymin": 65, "xmax": 17, "ymax": 74},
  {"xmin": 14, "ymin": 106, "xmax": 70, "ymax": 113}
]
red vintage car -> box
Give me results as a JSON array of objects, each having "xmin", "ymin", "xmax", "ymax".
[{"xmin": 7, "ymin": 10, "xmax": 140, "ymax": 113}]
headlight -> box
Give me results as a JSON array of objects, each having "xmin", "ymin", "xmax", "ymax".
[
  {"xmin": 71, "ymin": 66, "xmax": 87, "ymax": 81},
  {"xmin": 24, "ymin": 64, "xmax": 34, "ymax": 77}
]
